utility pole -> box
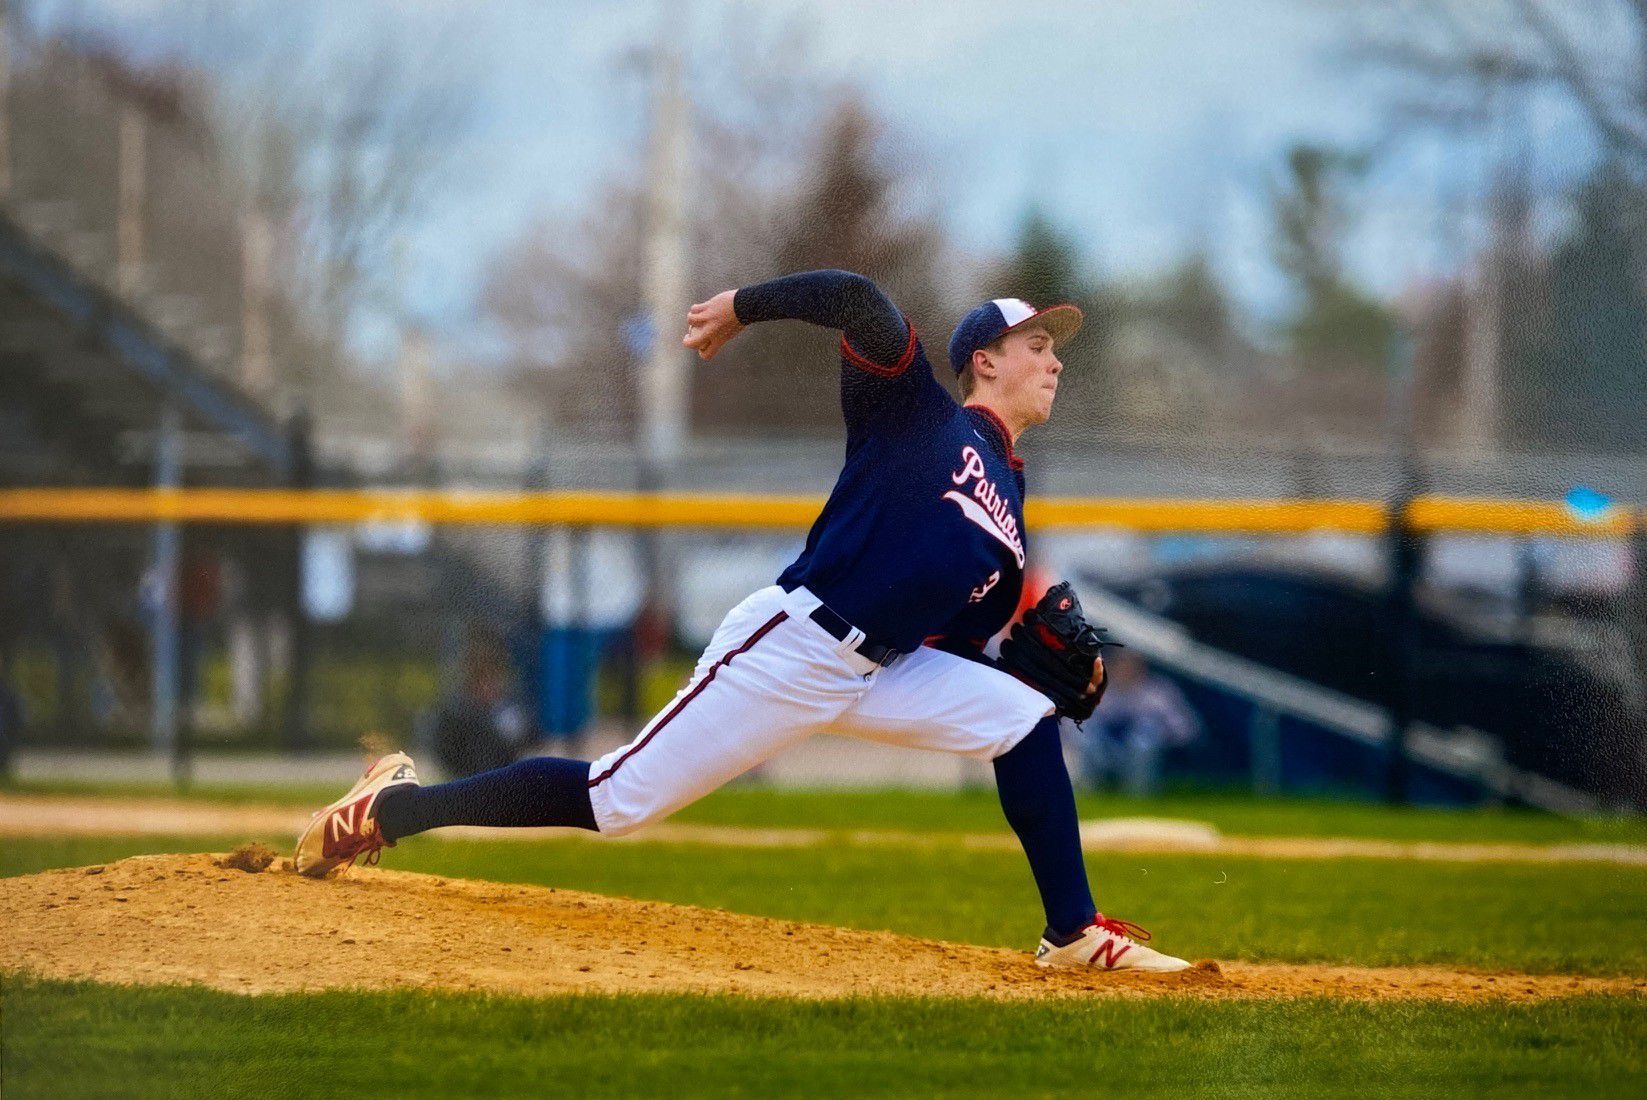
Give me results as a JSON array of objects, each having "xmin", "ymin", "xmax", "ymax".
[
  {"xmin": 1459, "ymin": 230, "xmax": 1502, "ymax": 454},
  {"xmin": 636, "ymin": 0, "xmax": 692, "ymax": 631},
  {"xmin": 117, "ymin": 102, "xmax": 146, "ymax": 297},
  {"xmin": 639, "ymin": 5, "xmax": 691, "ymax": 474},
  {"xmin": 150, "ymin": 406, "xmax": 183, "ymax": 777},
  {"xmin": 398, "ymin": 323, "xmax": 438, "ymax": 482},
  {"xmin": 0, "ymin": 4, "xmax": 12, "ymax": 203},
  {"xmin": 240, "ymin": 204, "xmax": 274, "ymax": 396},
  {"xmin": 1459, "ymin": 72, "xmax": 1525, "ymax": 458}
]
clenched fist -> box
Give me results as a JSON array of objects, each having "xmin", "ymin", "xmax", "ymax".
[{"xmin": 682, "ymin": 290, "xmax": 745, "ymax": 360}]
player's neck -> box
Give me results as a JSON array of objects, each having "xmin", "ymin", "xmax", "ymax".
[{"xmin": 964, "ymin": 400, "xmax": 1027, "ymax": 444}]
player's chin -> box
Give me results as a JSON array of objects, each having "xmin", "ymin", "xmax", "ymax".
[{"xmin": 1033, "ymin": 390, "xmax": 1057, "ymax": 423}]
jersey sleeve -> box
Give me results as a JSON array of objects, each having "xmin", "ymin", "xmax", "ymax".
[
  {"xmin": 839, "ymin": 325, "xmax": 955, "ymax": 433},
  {"xmin": 731, "ymin": 270, "xmax": 954, "ymax": 434}
]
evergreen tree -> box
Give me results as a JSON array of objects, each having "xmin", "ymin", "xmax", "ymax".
[
  {"xmin": 1153, "ymin": 250, "xmax": 1239, "ymax": 358},
  {"xmin": 1270, "ymin": 144, "xmax": 1396, "ymax": 374},
  {"xmin": 1511, "ymin": 164, "xmax": 1647, "ymax": 449},
  {"xmin": 987, "ymin": 207, "xmax": 1114, "ymax": 436},
  {"xmin": 699, "ymin": 99, "xmax": 948, "ymax": 435},
  {"xmin": 997, "ymin": 208, "xmax": 1085, "ymax": 309}
]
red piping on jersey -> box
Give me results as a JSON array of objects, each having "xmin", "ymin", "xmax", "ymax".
[
  {"xmin": 923, "ymin": 634, "xmax": 988, "ymax": 657},
  {"xmin": 588, "ymin": 611, "xmax": 789, "ymax": 789},
  {"xmin": 966, "ymin": 404, "xmax": 1025, "ymax": 471},
  {"xmin": 839, "ymin": 316, "xmax": 917, "ymax": 378}
]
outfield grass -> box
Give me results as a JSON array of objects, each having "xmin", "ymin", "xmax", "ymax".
[
  {"xmin": 675, "ymin": 787, "xmax": 1647, "ymax": 845},
  {"xmin": 4, "ymin": 976, "xmax": 1643, "ymax": 1099},
  {"xmin": 11, "ymin": 777, "xmax": 1647, "ymax": 844},
  {"xmin": 6, "ymin": 832, "xmax": 1644, "ymax": 977}
]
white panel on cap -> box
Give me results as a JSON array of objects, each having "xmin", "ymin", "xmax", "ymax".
[{"xmin": 992, "ymin": 298, "xmax": 1036, "ymax": 326}]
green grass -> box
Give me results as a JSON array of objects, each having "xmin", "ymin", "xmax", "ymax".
[
  {"xmin": 6, "ymin": 833, "xmax": 1645, "ymax": 977},
  {"xmin": 4, "ymin": 976, "xmax": 1644, "ymax": 1099},
  {"xmin": 10, "ymin": 778, "xmax": 1647, "ymax": 844}
]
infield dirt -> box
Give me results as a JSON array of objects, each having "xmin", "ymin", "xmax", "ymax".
[{"xmin": 3, "ymin": 850, "xmax": 1642, "ymax": 1004}]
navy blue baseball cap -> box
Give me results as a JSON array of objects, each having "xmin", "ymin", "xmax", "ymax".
[{"xmin": 947, "ymin": 298, "xmax": 1084, "ymax": 376}]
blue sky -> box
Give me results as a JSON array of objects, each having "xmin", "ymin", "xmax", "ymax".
[{"xmin": 21, "ymin": 0, "xmax": 1604, "ymax": 355}]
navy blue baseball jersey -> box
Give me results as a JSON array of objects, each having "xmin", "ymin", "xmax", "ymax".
[{"xmin": 735, "ymin": 270, "xmax": 1027, "ymax": 655}]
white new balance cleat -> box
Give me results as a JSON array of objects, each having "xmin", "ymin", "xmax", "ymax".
[
  {"xmin": 1034, "ymin": 913, "xmax": 1191, "ymax": 973},
  {"xmin": 294, "ymin": 752, "xmax": 420, "ymax": 879}
]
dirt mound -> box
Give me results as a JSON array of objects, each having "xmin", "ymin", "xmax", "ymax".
[
  {"xmin": 3, "ymin": 854, "xmax": 1641, "ymax": 1003},
  {"xmin": 216, "ymin": 842, "xmax": 278, "ymax": 873}
]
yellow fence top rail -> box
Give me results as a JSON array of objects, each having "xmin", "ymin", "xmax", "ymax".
[{"xmin": 0, "ymin": 488, "xmax": 1638, "ymax": 537}]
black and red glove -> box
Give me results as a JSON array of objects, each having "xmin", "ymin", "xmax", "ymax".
[{"xmin": 998, "ymin": 581, "xmax": 1121, "ymax": 722}]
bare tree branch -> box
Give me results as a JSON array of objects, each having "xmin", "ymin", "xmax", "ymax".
[{"xmin": 1509, "ymin": 0, "xmax": 1647, "ymax": 166}]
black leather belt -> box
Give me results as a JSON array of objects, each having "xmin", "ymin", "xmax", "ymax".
[{"xmin": 789, "ymin": 590, "xmax": 902, "ymax": 667}]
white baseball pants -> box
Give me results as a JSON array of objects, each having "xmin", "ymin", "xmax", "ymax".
[{"xmin": 587, "ymin": 584, "xmax": 1053, "ymax": 835}]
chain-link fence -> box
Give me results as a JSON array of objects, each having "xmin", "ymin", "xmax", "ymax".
[{"xmin": 3, "ymin": 494, "xmax": 1642, "ymax": 809}]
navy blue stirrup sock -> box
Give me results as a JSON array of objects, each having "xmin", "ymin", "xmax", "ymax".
[
  {"xmin": 993, "ymin": 715, "xmax": 1098, "ymax": 940},
  {"xmin": 375, "ymin": 757, "xmax": 597, "ymax": 842}
]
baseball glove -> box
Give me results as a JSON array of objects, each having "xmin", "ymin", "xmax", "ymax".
[{"xmin": 998, "ymin": 581, "xmax": 1121, "ymax": 722}]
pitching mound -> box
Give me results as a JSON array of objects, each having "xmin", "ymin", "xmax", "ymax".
[{"xmin": 3, "ymin": 852, "xmax": 1640, "ymax": 1003}]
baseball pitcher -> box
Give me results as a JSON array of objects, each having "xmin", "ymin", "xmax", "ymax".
[{"xmin": 297, "ymin": 269, "xmax": 1190, "ymax": 972}]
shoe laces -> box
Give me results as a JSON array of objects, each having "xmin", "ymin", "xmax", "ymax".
[
  {"xmin": 344, "ymin": 822, "xmax": 392, "ymax": 870},
  {"xmin": 1093, "ymin": 913, "xmax": 1152, "ymax": 942}
]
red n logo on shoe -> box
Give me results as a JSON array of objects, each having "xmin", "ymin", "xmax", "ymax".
[{"xmin": 1089, "ymin": 938, "xmax": 1132, "ymax": 968}]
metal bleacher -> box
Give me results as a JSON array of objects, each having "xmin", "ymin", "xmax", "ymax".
[
  {"xmin": 0, "ymin": 210, "xmax": 293, "ymax": 488},
  {"xmin": 1082, "ymin": 586, "xmax": 1604, "ymax": 814}
]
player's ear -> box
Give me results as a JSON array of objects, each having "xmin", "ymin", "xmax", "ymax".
[{"xmin": 971, "ymin": 347, "xmax": 997, "ymax": 381}]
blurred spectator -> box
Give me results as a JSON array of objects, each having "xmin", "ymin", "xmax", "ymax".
[
  {"xmin": 1076, "ymin": 651, "xmax": 1200, "ymax": 797},
  {"xmin": 178, "ymin": 546, "xmax": 224, "ymax": 728},
  {"xmin": 427, "ymin": 629, "xmax": 531, "ymax": 778},
  {"xmin": 48, "ymin": 563, "xmax": 84, "ymax": 735},
  {"xmin": 610, "ymin": 597, "xmax": 671, "ymax": 726},
  {"xmin": 98, "ymin": 618, "xmax": 149, "ymax": 730}
]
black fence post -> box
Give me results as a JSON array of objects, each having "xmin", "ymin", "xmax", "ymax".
[
  {"xmin": 1382, "ymin": 327, "xmax": 1423, "ymax": 806},
  {"xmin": 524, "ymin": 440, "xmax": 550, "ymax": 742},
  {"xmin": 1383, "ymin": 469, "xmax": 1422, "ymax": 805},
  {"xmin": 282, "ymin": 409, "xmax": 314, "ymax": 752},
  {"xmin": 1626, "ymin": 516, "xmax": 1647, "ymax": 803}
]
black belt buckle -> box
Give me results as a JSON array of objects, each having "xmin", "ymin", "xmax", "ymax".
[
  {"xmin": 807, "ymin": 603, "xmax": 899, "ymax": 668},
  {"xmin": 857, "ymin": 639, "xmax": 898, "ymax": 666}
]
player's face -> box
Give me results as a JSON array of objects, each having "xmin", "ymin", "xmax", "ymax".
[{"xmin": 992, "ymin": 326, "xmax": 1063, "ymax": 426}]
